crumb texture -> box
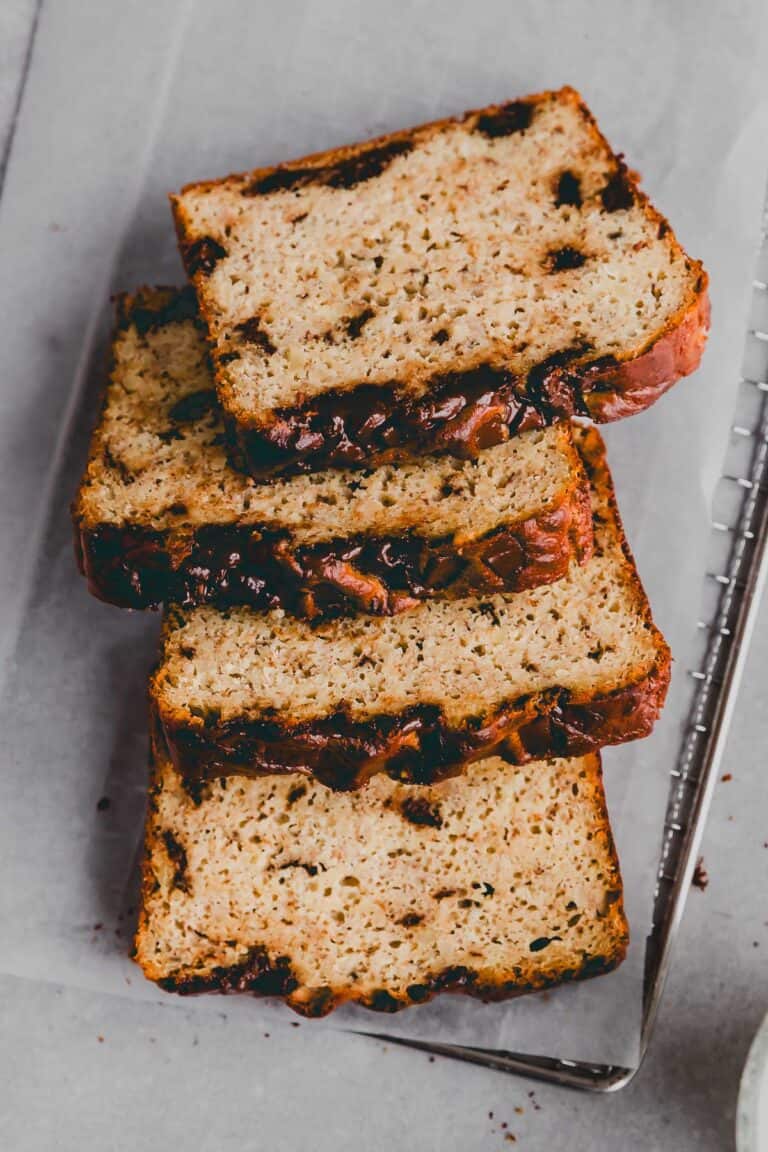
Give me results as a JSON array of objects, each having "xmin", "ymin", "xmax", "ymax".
[
  {"xmin": 75, "ymin": 289, "xmax": 583, "ymax": 540},
  {"xmin": 136, "ymin": 743, "xmax": 628, "ymax": 1015},
  {"xmin": 173, "ymin": 87, "xmax": 705, "ymax": 432},
  {"xmin": 152, "ymin": 426, "xmax": 667, "ymax": 730},
  {"xmin": 73, "ymin": 289, "xmax": 593, "ymax": 612}
]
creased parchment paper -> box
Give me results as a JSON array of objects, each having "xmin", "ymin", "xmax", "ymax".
[{"xmin": 0, "ymin": 0, "xmax": 766, "ymax": 1068}]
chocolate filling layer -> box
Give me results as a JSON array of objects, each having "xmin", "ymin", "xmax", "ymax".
[
  {"xmin": 223, "ymin": 283, "xmax": 708, "ymax": 478},
  {"xmin": 158, "ymin": 657, "xmax": 670, "ymax": 793},
  {"xmin": 74, "ymin": 487, "xmax": 592, "ymax": 616},
  {"xmin": 154, "ymin": 944, "xmax": 625, "ymax": 1017},
  {"xmin": 225, "ymin": 352, "xmax": 599, "ymax": 478}
]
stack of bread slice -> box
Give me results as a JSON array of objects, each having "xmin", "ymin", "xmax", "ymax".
[{"xmin": 74, "ymin": 86, "xmax": 708, "ymax": 1017}]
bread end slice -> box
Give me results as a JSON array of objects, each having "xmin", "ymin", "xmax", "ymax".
[{"xmin": 135, "ymin": 721, "xmax": 628, "ymax": 1016}]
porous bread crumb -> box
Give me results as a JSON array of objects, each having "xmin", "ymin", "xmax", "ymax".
[
  {"xmin": 152, "ymin": 426, "xmax": 666, "ymax": 728},
  {"xmin": 173, "ymin": 87, "xmax": 704, "ymax": 425},
  {"xmin": 135, "ymin": 740, "xmax": 628, "ymax": 1014},
  {"xmin": 75, "ymin": 289, "xmax": 583, "ymax": 543}
]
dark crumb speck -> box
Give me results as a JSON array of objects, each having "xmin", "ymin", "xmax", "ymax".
[
  {"xmin": 235, "ymin": 316, "xmax": 277, "ymax": 355},
  {"xmin": 529, "ymin": 935, "xmax": 561, "ymax": 952},
  {"xmin": 345, "ymin": 307, "xmax": 374, "ymax": 340},
  {"xmin": 721, "ymin": 773, "xmax": 733, "ymax": 782},
  {"xmin": 168, "ymin": 389, "xmax": 217, "ymax": 424},
  {"xmin": 96, "ymin": 796, "xmax": 110, "ymax": 812},
  {"xmin": 183, "ymin": 236, "xmax": 227, "ymax": 276},
  {"xmin": 291, "ymin": 1022, "xmax": 300, "ymax": 1027},
  {"xmin": 400, "ymin": 796, "xmax": 443, "ymax": 828},
  {"xmin": 286, "ymin": 783, "xmax": 307, "ymax": 806},
  {"xmin": 474, "ymin": 100, "xmax": 533, "ymax": 139},
  {"xmin": 428, "ymin": 1056, "xmax": 435, "ymax": 1063},
  {"xmin": 555, "ymin": 170, "xmax": 582, "ymax": 207},
  {"xmin": 692, "ymin": 856, "xmax": 709, "ymax": 891},
  {"xmin": 600, "ymin": 164, "xmax": 635, "ymax": 212},
  {"xmin": 97, "ymin": 1035, "xmax": 104, "ymax": 1043},
  {"xmin": 279, "ymin": 859, "xmax": 321, "ymax": 877},
  {"xmin": 93, "ymin": 923, "xmax": 102, "ymax": 931},
  {"xmin": 548, "ymin": 245, "xmax": 586, "ymax": 272}
]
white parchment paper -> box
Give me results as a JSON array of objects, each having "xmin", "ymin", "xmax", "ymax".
[{"xmin": 1, "ymin": 0, "xmax": 767, "ymax": 1069}]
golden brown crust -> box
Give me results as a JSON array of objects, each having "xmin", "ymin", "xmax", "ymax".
[
  {"xmin": 172, "ymin": 87, "xmax": 709, "ymax": 479},
  {"xmin": 155, "ymin": 656, "xmax": 669, "ymax": 792},
  {"xmin": 579, "ymin": 285, "xmax": 710, "ymax": 422},
  {"xmin": 73, "ymin": 478, "xmax": 592, "ymax": 615},
  {"xmin": 135, "ymin": 739, "xmax": 629, "ymax": 1015}
]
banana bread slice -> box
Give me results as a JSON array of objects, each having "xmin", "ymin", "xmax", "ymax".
[
  {"xmin": 136, "ymin": 720, "xmax": 628, "ymax": 1017},
  {"xmin": 151, "ymin": 426, "xmax": 670, "ymax": 791},
  {"xmin": 172, "ymin": 85, "xmax": 708, "ymax": 479},
  {"xmin": 72, "ymin": 287, "xmax": 592, "ymax": 614}
]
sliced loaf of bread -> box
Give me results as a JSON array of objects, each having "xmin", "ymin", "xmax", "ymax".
[
  {"xmin": 136, "ymin": 720, "xmax": 628, "ymax": 1016},
  {"xmin": 73, "ymin": 288, "xmax": 592, "ymax": 614},
  {"xmin": 151, "ymin": 426, "xmax": 670, "ymax": 791},
  {"xmin": 173, "ymin": 86, "xmax": 708, "ymax": 478}
]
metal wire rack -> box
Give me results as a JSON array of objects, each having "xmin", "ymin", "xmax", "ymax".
[{"xmin": 363, "ymin": 227, "xmax": 768, "ymax": 1092}]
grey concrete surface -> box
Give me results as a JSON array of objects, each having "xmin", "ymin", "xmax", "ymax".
[
  {"xmin": 0, "ymin": 0, "xmax": 36, "ymax": 175},
  {"xmin": 1, "ymin": 4, "xmax": 766, "ymax": 1149}
]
